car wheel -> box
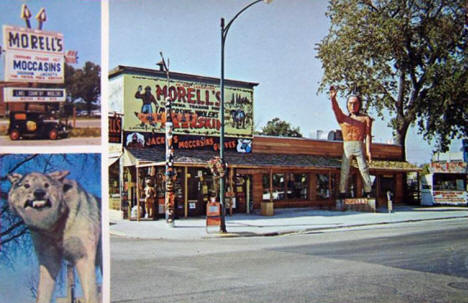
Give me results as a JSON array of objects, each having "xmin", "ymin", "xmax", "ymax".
[
  {"xmin": 49, "ymin": 129, "xmax": 58, "ymax": 140},
  {"xmin": 9, "ymin": 129, "xmax": 20, "ymax": 140}
]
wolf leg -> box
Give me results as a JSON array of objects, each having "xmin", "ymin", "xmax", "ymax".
[
  {"xmin": 34, "ymin": 238, "xmax": 61, "ymax": 303},
  {"xmin": 76, "ymin": 256, "xmax": 99, "ymax": 303}
]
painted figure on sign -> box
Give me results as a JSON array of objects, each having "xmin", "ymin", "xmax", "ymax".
[
  {"xmin": 329, "ymin": 86, "xmax": 373, "ymax": 198},
  {"xmin": 135, "ymin": 85, "xmax": 158, "ymax": 114}
]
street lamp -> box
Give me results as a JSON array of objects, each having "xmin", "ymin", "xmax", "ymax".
[{"xmin": 219, "ymin": 0, "xmax": 272, "ymax": 233}]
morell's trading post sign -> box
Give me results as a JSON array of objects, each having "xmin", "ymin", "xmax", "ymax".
[
  {"xmin": 3, "ymin": 25, "xmax": 64, "ymax": 83},
  {"xmin": 123, "ymin": 74, "xmax": 254, "ymax": 138}
]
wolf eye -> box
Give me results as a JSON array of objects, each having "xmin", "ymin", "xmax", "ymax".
[
  {"xmin": 24, "ymin": 184, "xmax": 30, "ymax": 189},
  {"xmin": 44, "ymin": 183, "xmax": 49, "ymax": 188}
]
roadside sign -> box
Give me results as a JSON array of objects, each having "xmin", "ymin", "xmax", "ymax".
[
  {"xmin": 2, "ymin": 25, "xmax": 64, "ymax": 83},
  {"xmin": 4, "ymin": 87, "xmax": 66, "ymax": 102},
  {"xmin": 206, "ymin": 201, "xmax": 221, "ymax": 231}
]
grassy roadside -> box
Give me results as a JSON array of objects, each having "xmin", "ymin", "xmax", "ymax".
[{"xmin": 69, "ymin": 128, "xmax": 101, "ymax": 137}]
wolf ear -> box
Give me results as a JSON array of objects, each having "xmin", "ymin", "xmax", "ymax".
[
  {"xmin": 8, "ymin": 173, "xmax": 23, "ymax": 184},
  {"xmin": 48, "ymin": 171, "xmax": 70, "ymax": 182}
]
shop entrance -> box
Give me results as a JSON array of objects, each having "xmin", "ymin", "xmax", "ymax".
[{"xmin": 187, "ymin": 168, "xmax": 210, "ymax": 216}]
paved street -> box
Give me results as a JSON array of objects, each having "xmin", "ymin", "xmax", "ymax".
[{"xmin": 111, "ymin": 218, "xmax": 468, "ymax": 303}]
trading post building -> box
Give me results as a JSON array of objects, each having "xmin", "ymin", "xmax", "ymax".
[{"xmin": 108, "ymin": 65, "xmax": 420, "ymax": 220}]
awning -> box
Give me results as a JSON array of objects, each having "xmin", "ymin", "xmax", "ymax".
[
  {"xmin": 108, "ymin": 152, "xmax": 121, "ymax": 167},
  {"xmin": 124, "ymin": 147, "xmax": 341, "ymax": 170}
]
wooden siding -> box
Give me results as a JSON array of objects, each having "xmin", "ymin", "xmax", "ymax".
[
  {"xmin": 252, "ymin": 174, "xmax": 264, "ymax": 209},
  {"xmin": 253, "ymin": 136, "xmax": 403, "ymax": 161}
]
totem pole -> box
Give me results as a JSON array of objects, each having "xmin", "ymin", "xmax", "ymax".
[{"xmin": 160, "ymin": 52, "xmax": 176, "ymax": 225}]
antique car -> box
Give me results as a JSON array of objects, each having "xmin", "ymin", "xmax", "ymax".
[{"xmin": 8, "ymin": 111, "xmax": 69, "ymax": 140}]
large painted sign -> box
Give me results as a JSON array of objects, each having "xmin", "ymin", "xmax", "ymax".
[
  {"xmin": 430, "ymin": 161, "xmax": 467, "ymax": 174},
  {"xmin": 122, "ymin": 74, "xmax": 254, "ymax": 138},
  {"xmin": 3, "ymin": 87, "xmax": 66, "ymax": 102},
  {"xmin": 3, "ymin": 25, "xmax": 64, "ymax": 83}
]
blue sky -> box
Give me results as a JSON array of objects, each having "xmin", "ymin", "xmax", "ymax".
[
  {"xmin": 109, "ymin": 0, "xmax": 463, "ymax": 164},
  {"xmin": 0, "ymin": 0, "xmax": 101, "ymax": 79}
]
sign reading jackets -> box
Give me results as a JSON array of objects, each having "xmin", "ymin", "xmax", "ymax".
[
  {"xmin": 123, "ymin": 74, "xmax": 254, "ymax": 139},
  {"xmin": 3, "ymin": 25, "xmax": 64, "ymax": 83}
]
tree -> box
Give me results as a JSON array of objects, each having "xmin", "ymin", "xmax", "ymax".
[
  {"xmin": 316, "ymin": 0, "xmax": 467, "ymax": 159},
  {"xmin": 65, "ymin": 61, "xmax": 101, "ymax": 114},
  {"xmin": 258, "ymin": 117, "xmax": 303, "ymax": 137}
]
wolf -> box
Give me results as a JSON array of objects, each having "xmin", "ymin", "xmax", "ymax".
[{"xmin": 8, "ymin": 171, "xmax": 101, "ymax": 303}]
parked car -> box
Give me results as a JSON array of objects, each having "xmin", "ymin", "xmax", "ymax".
[{"xmin": 8, "ymin": 111, "xmax": 69, "ymax": 140}]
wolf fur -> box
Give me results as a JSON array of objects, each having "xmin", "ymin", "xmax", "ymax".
[{"xmin": 8, "ymin": 171, "xmax": 101, "ymax": 303}]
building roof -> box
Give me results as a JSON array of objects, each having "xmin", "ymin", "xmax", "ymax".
[
  {"xmin": 125, "ymin": 147, "xmax": 341, "ymax": 170},
  {"xmin": 124, "ymin": 147, "xmax": 420, "ymax": 172},
  {"xmin": 109, "ymin": 65, "xmax": 259, "ymax": 89}
]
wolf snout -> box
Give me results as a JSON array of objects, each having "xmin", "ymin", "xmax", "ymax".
[{"xmin": 34, "ymin": 189, "xmax": 47, "ymax": 200}]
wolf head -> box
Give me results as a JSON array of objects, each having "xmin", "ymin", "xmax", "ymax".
[{"xmin": 8, "ymin": 171, "xmax": 71, "ymax": 231}]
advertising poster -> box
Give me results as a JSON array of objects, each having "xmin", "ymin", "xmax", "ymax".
[{"xmin": 122, "ymin": 74, "xmax": 254, "ymax": 138}]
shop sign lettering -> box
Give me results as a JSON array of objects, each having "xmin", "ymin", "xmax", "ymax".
[
  {"xmin": 109, "ymin": 115, "xmax": 122, "ymax": 143},
  {"xmin": 3, "ymin": 87, "xmax": 65, "ymax": 102},
  {"xmin": 433, "ymin": 191, "xmax": 468, "ymax": 205},
  {"xmin": 4, "ymin": 25, "xmax": 63, "ymax": 54},
  {"xmin": 123, "ymin": 131, "xmax": 252, "ymax": 153}
]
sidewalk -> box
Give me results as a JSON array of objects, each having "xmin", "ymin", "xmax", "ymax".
[{"xmin": 109, "ymin": 206, "xmax": 468, "ymax": 240}]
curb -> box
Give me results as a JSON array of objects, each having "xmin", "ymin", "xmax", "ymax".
[{"xmin": 109, "ymin": 215, "xmax": 468, "ymax": 240}]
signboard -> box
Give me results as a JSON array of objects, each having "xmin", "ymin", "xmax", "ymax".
[
  {"xmin": 123, "ymin": 131, "xmax": 252, "ymax": 153},
  {"xmin": 109, "ymin": 115, "xmax": 122, "ymax": 143},
  {"xmin": 122, "ymin": 74, "xmax": 254, "ymax": 138},
  {"xmin": 64, "ymin": 50, "xmax": 78, "ymax": 64},
  {"xmin": 3, "ymin": 87, "xmax": 66, "ymax": 102},
  {"xmin": 433, "ymin": 191, "xmax": 468, "ymax": 205},
  {"xmin": 430, "ymin": 161, "xmax": 467, "ymax": 174},
  {"xmin": 3, "ymin": 25, "xmax": 64, "ymax": 83},
  {"xmin": 206, "ymin": 201, "xmax": 221, "ymax": 228}
]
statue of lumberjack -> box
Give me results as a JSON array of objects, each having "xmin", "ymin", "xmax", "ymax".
[{"xmin": 330, "ymin": 86, "xmax": 373, "ymax": 198}]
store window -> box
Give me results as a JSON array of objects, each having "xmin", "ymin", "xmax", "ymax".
[
  {"xmin": 433, "ymin": 173, "xmax": 466, "ymax": 191},
  {"xmin": 316, "ymin": 174, "xmax": 329, "ymax": 200},
  {"xmin": 286, "ymin": 173, "xmax": 308, "ymax": 199},
  {"xmin": 262, "ymin": 173, "xmax": 285, "ymax": 201},
  {"xmin": 262, "ymin": 173, "xmax": 308, "ymax": 201}
]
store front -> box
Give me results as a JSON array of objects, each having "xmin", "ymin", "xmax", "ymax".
[
  {"xmin": 108, "ymin": 65, "xmax": 420, "ymax": 220},
  {"xmin": 115, "ymin": 141, "xmax": 420, "ymax": 220}
]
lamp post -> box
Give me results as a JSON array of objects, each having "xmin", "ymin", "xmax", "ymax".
[{"xmin": 219, "ymin": 0, "xmax": 272, "ymax": 233}]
